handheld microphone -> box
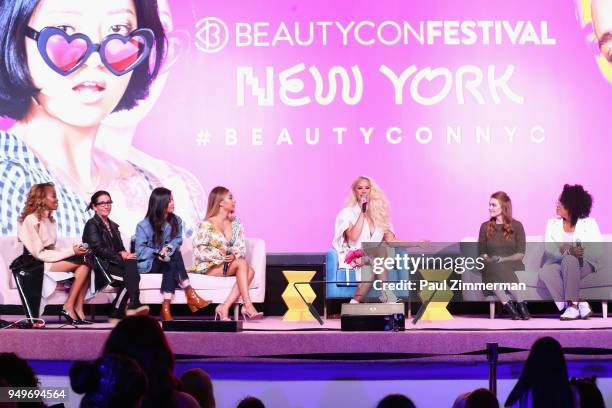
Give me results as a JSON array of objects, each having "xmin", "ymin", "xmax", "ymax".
[
  {"xmin": 155, "ymin": 242, "xmax": 171, "ymax": 262},
  {"xmin": 80, "ymin": 243, "xmax": 89, "ymax": 250},
  {"xmin": 223, "ymin": 247, "xmax": 233, "ymax": 275},
  {"xmin": 361, "ymin": 192, "xmax": 367, "ymax": 213},
  {"xmin": 155, "ymin": 252, "xmax": 170, "ymax": 262},
  {"xmin": 576, "ymin": 239, "xmax": 583, "ymax": 268}
]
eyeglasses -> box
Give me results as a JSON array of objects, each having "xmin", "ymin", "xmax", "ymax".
[
  {"xmin": 96, "ymin": 201, "xmax": 113, "ymax": 207},
  {"xmin": 25, "ymin": 26, "xmax": 154, "ymax": 76}
]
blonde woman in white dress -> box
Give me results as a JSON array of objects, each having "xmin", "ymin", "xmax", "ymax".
[{"xmin": 332, "ymin": 176, "xmax": 424, "ymax": 303}]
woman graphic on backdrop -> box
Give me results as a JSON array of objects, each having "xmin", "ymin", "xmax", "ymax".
[{"xmin": 0, "ymin": 0, "xmax": 167, "ymax": 238}]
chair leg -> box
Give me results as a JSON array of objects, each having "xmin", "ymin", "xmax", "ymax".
[
  {"xmin": 233, "ymin": 303, "xmax": 240, "ymax": 321},
  {"xmin": 489, "ymin": 301, "xmax": 495, "ymax": 319},
  {"xmin": 602, "ymin": 301, "xmax": 608, "ymax": 319},
  {"xmin": 323, "ymin": 300, "xmax": 327, "ymax": 321}
]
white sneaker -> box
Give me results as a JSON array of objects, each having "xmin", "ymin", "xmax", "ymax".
[
  {"xmin": 349, "ymin": 298, "xmax": 359, "ymax": 304},
  {"xmin": 560, "ymin": 306, "xmax": 581, "ymax": 321},
  {"xmin": 578, "ymin": 302, "xmax": 593, "ymax": 319}
]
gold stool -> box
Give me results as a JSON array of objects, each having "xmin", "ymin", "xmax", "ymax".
[
  {"xmin": 418, "ymin": 269, "xmax": 454, "ymax": 320},
  {"xmin": 281, "ymin": 270, "xmax": 317, "ymax": 321}
]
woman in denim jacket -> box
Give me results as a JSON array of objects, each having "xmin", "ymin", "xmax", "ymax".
[{"xmin": 135, "ymin": 187, "xmax": 210, "ymax": 320}]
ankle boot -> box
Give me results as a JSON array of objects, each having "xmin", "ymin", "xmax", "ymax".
[
  {"xmin": 517, "ymin": 301, "xmax": 530, "ymax": 320},
  {"xmin": 185, "ymin": 287, "xmax": 211, "ymax": 313},
  {"xmin": 503, "ymin": 301, "xmax": 521, "ymax": 320},
  {"xmin": 161, "ymin": 300, "xmax": 173, "ymax": 321}
]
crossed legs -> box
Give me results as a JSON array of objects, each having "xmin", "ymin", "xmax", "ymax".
[
  {"xmin": 49, "ymin": 261, "xmax": 91, "ymax": 320},
  {"xmin": 206, "ymin": 258, "xmax": 257, "ymax": 317}
]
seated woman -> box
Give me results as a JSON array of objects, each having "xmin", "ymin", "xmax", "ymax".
[
  {"xmin": 190, "ymin": 186, "xmax": 262, "ymax": 321},
  {"xmin": 17, "ymin": 183, "xmax": 91, "ymax": 324},
  {"xmin": 540, "ymin": 184, "xmax": 602, "ymax": 320},
  {"xmin": 83, "ymin": 191, "xmax": 149, "ymax": 323},
  {"xmin": 332, "ymin": 176, "xmax": 425, "ymax": 304},
  {"xmin": 135, "ymin": 187, "xmax": 211, "ymax": 321},
  {"xmin": 478, "ymin": 191, "xmax": 529, "ymax": 320}
]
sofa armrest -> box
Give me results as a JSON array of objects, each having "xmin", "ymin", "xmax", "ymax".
[
  {"xmin": 325, "ymin": 249, "xmax": 339, "ymax": 281},
  {"xmin": 246, "ymin": 238, "xmax": 266, "ymax": 296}
]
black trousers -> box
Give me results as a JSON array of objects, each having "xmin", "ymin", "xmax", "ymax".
[
  {"xmin": 108, "ymin": 259, "xmax": 141, "ymax": 310},
  {"xmin": 149, "ymin": 251, "xmax": 189, "ymax": 293}
]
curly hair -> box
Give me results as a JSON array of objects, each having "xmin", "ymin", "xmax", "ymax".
[
  {"xmin": 344, "ymin": 176, "xmax": 392, "ymax": 233},
  {"xmin": 486, "ymin": 191, "xmax": 514, "ymax": 240},
  {"xmin": 18, "ymin": 182, "xmax": 55, "ymax": 223},
  {"xmin": 559, "ymin": 184, "xmax": 593, "ymax": 226}
]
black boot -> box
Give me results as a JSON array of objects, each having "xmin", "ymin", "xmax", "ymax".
[
  {"xmin": 517, "ymin": 301, "xmax": 530, "ymax": 320},
  {"xmin": 503, "ymin": 301, "xmax": 521, "ymax": 320},
  {"xmin": 108, "ymin": 288, "xmax": 129, "ymax": 323}
]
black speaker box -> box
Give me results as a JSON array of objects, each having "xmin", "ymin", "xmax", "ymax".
[
  {"xmin": 162, "ymin": 319, "xmax": 243, "ymax": 332},
  {"xmin": 340, "ymin": 314, "xmax": 405, "ymax": 331}
]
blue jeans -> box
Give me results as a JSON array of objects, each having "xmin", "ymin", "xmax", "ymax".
[{"xmin": 149, "ymin": 251, "xmax": 189, "ymax": 293}]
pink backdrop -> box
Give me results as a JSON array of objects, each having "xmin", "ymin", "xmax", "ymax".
[{"xmin": 3, "ymin": 0, "xmax": 611, "ymax": 251}]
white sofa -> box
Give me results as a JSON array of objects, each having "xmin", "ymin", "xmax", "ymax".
[
  {"xmin": 0, "ymin": 236, "xmax": 266, "ymax": 318},
  {"xmin": 460, "ymin": 234, "xmax": 612, "ymax": 318}
]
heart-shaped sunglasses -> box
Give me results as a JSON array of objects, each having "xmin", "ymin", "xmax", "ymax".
[{"xmin": 25, "ymin": 26, "xmax": 154, "ymax": 76}]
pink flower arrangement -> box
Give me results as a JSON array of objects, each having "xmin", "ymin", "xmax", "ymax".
[{"xmin": 345, "ymin": 249, "xmax": 365, "ymax": 264}]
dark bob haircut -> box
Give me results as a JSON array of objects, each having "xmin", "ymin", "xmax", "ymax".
[
  {"xmin": 559, "ymin": 184, "xmax": 593, "ymax": 227},
  {"xmin": 86, "ymin": 190, "xmax": 112, "ymax": 211},
  {"xmin": 0, "ymin": 0, "xmax": 166, "ymax": 120}
]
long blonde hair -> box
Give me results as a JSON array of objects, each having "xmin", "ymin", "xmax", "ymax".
[
  {"xmin": 205, "ymin": 186, "xmax": 230, "ymax": 220},
  {"xmin": 344, "ymin": 176, "xmax": 391, "ymax": 232}
]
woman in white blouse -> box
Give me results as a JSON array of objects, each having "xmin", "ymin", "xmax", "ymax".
[
  {"xmin": 17, "ymin": 183, "xmax": 91, "ymax": 324},
  {"xmin": 540, "ymin": 184, "xmax": 602, "ymax": 320},
  {"xmin": 332, "ymin": 176, "xmax": 409, "ymax": 303},
  {"xmin": 190, "ymin": 186, "xmax": 262, "ymax": 321}
]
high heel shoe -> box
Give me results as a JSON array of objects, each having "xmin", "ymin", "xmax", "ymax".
[
  {"xmin": 75, "ymin": 312, "xmax": 94, "ymax": 325},
  {"xmin": 240, "ymin": 304, "xmax": 264, "ymax": 321},
  {"xmin": 59, "ymin": 309, "xmax": 79, "ymax": 325},
  {"xmin": 214, "ymin": 304, "xmax": 231, "ymax": 321}
]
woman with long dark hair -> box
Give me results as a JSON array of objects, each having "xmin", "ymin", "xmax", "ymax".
[
  {"xmin": 190, "ymin": 186, "xmax": 262, "ymax": 321},
  {"xmin": 505, "ymin": 337, "xmax": 577, "ymax": 407},
  {"xmin": 83, "ymin": 190, "xmax": 149, "ymax": 323},
  {"xmin": 17, "ymin": 182, "xmax": 91, "ymax": 324},
  {"xmin": 540, "ymin": 184, "xmax": 602, "ymax": 320},
  {"xmin": 135, "ymin": 187, "xmax": 210, "ymax": 320},
  {"xmin": 478, "ymin": 191, "xmax": 529, "ymax": 320}
]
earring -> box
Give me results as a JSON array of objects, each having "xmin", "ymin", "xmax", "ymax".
[{"xmin": 31, "ymin": 95, "xmax": 41, "ymax": 107}]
